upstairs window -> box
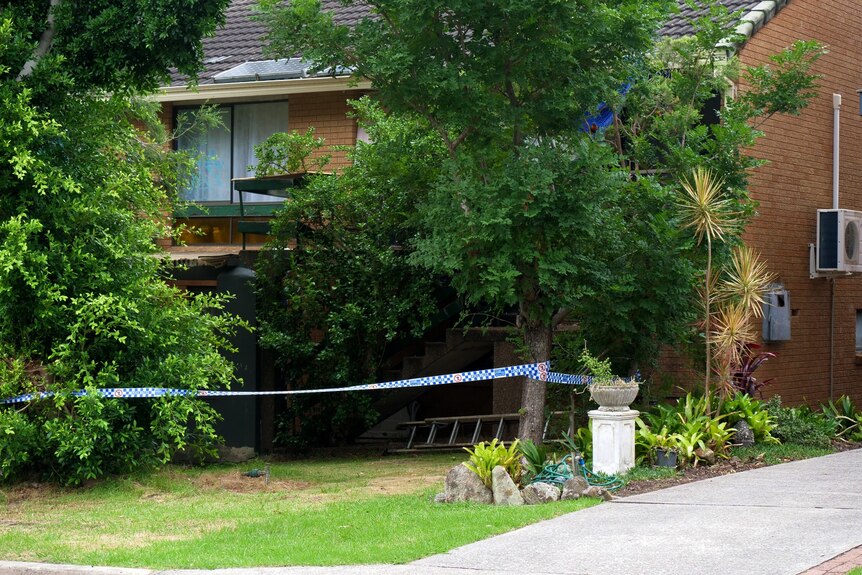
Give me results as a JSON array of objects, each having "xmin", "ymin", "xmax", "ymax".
[{"xmin": 175, "ymin": 101, "xmax": 290, "ymax": 204}]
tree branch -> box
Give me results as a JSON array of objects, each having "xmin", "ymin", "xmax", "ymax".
[
  {"xmin": 449, "ymin": 127, "xmax": 472, "ymax": 153},
  {"xmin": 551, "ymin": 307, "xmax": 569, "ymax": 328},
  {"xmin": 17, "ymin": 0, "xmax": 62, "ymax": 81}
]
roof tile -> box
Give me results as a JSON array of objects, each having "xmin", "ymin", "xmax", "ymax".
[
  {"xmin": 660, "ymin": 0, "xmax": 763, "ymax": 38},
  {"xmin": 171, "ymin": 0, "xmax": 776, "ymax": 87}
]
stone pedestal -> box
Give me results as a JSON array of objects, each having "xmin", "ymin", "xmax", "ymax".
[{"xmin": 588, "ymin": 409, "xmax": 639, "ymax": 475}]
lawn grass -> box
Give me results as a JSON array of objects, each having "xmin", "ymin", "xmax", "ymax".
[
  {"xmin": 731, "ymin": 442, "xmax": 835, "ymax": 465},
  {"xmin": 0, "ymin": 452, "xmax": 599, "ymax": 569},
  {"xmin": 848, "ymin": 567, "xmax": 862, "ymax": 575},
  {"xmin": 2, "ymin": 443, "xmax": 840, "ymax": 569},
  {"xmin": 621, "ymin": 465, "xmax": 679, "ymax": 482}
]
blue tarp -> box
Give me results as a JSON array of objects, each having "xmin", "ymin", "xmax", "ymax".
[{"xmin": 581, "ymin": 83, "xmax": 631, "ymax": 134}]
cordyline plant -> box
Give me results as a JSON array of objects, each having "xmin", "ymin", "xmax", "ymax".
[
  {"xmin": 713, "ymin": 245, "xmax": 775, "ymax": 393},
  {"xmin": 730, "ymin": 343, "xmax": 776, "ymax": 396},
  {"xmin": 677, "ymin": 166, "xmax": 736, "ymax": 397},
  {"xmin": 677, "ymin": 167, "xmax": 776, "ymax": 399}
]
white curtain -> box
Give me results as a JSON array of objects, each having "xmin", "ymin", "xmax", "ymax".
[
  {"xmin": 232, "ymin": 102, "xmax": 290, "ymax": 203},
  {"xmin": 177, "ymin": 108, "xmax": 232, "ymax": 202}
]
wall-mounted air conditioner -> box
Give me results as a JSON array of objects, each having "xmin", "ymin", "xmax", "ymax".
[{"xmin": 816, "ymin": 209, "xmax": 862, "ymax": 273}]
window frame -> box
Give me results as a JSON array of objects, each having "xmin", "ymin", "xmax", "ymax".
[{"xmin": 172, "ymin": 99, "xmax": 290, "ymax": 206}]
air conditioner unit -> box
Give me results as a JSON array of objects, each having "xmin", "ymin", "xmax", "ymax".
[{"xmin": 816, "ymin": 209, "xmax": 862, "ymax": 273}]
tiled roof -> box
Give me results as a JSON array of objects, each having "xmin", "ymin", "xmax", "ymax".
[
  {"xmin": 172, "ymin": 0, "xmax": 786, "ymax": 87},
  {"xmin": 169, "ymin": 0, "xmax": 369, "ymax": 86},
  {"xmin": 661, "ymin": 0, "xmax": 763, "ymax": 38}
]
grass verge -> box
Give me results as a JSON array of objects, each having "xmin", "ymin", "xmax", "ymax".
[
  {"xmin": 731, "ymin": 443, "xmax": 834, "ymax": 465},
  {"xmin": 0, "ymin": 452, "xmax": 599, "ymax": 569},
  {"xmin": 622, "ymin": 465, "xmax": 679, "ymax": 482}
]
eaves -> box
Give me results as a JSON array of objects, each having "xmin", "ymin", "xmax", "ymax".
[{"xmin": 154, "ymin": 76, "xmax": 372, "ymax": 104}]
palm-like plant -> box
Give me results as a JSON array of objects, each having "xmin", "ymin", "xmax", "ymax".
[
  {"xmin": 717, "ymin": 245, "xmax": 775, "ymax": 318},
  {"xmin": 713, "ymin": 245, "xmax": 776, "ymax": 394},
  {"xmin": 677, "ymin": 167, "xmax": 735, "ymax": 397},
  {"xmin": 712, "ymin": 301, "xmax": 756, "ymax": 389}
]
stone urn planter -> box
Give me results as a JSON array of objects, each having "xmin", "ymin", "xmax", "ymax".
[{"xmin": 589, "ymin": 380, "xmax": 639, "ymax": 411}]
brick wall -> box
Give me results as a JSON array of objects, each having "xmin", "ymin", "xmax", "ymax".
[
  {"xmin": 734, "ymin": 0, "xmax": 862, "ymax": 405},
  {"xmin": 288, "ymin": 91, "xmax": 363, "ymax": 171}
]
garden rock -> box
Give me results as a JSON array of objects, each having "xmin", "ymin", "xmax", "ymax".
[
  {"xmin": 434, "ymin": 492, "xmax": 449, "ymax": 504},
  {"xmin": 733, "ymin": 420, "xmax": 756, "ymax": 447},
  {"xmin": 491, "ymin": 466, "xmax": 523, "ymax": 506},
  {"xmin": 695, "ymin": 446, "xmax": 716, "ymax": 465},
  {"xmin": 582, "ymin": 485, "xmax": 614, "ymax": 501},
  {"xmin": 561, "ymin": 476, "xmax": 589, "ymax": 500},
  {"xmin": 522, "ymin": 482, "xmax": 560, "ymax": 504},
  {"xmin": 444, "ymin": 463, "xmax": 493, "ymax": 504}
]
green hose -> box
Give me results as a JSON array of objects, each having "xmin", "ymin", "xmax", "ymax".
[{"xmin": 530, "ymin": 453, "xmax": 624, "ymax": 492}]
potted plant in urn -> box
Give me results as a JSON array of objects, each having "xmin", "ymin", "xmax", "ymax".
[{"xmin": 580, "ymin": 348, "xmax": 639, "ymax": 411}]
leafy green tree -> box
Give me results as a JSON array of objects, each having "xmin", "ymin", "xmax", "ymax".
[
  {"xmin": 6, "ymin": 0, "xmax": 228, "ymax": 90},
  {"xmin": 260, "ymin": 0, "xmax": 677, "ymax": 442},
  {"xmin": 255, "ymin": 99, "xmax": 442, "ymax": 446},
  {"xmin": 618, "ymin": 9, "xmax": 822, "ymax": 392},
  {"xmin": 0, "ymin": 1, "xmax": 239, "ymax": 484},
  {"xmin": 259, "ymin": 0, "xmax": 823, "ymax": 442},
  {"xmin": 568, "ymin": 176, "xmax": 697, "ymax": 376}
]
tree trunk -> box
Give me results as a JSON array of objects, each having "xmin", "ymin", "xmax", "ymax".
[
  {"xmin": 17, "ymin": 0, "xmax": 61, "ymax": 80},
  {"xmin": 518, "ymin": 322, "xmax": 552, "ymax": 444}
]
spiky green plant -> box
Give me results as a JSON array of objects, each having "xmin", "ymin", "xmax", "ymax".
[
  {"xmin": 712, "ymin": 301, "xmax": 756, "ymax": 387},
  {"xmin": 463, "ymin": 439, "xmax": 522, "ymax": 487},
  {"xmin": 718, "ymin": 245, "xmax": 775, "ymax": 319},
  {"xmin": 677, "ymin": 167, "xmax": 735, "ymax": 398},
  {"xmin": 713, "ymin": 245, "xmax": 776, "ymax": 392}
]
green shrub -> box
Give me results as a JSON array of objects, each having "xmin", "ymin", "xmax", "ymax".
[
  {"xmin": 256, "ymin": 100, "xmax": 440, "ymax": 447},
  {"xmin": 561, "ymin": 427, "xmax": 592, "ymax": 462},
  {"xmin": 0, "ymin": 74, "xmax": 246, "ymax": 485},
  {"xmin": 518, "ymin": 439, "xmax": 551, "ymax": 480},
  {"xmin": 821, "ymin": 395, "xmax": 862, "ymax": 442},
  {"xmin": 464, "ymin": 439, "xmax": 521, "ymax": 487},
  {"xmin": 635, "ymin": 421, "xmax": 680, "ymax": 464},
  {"xmin": 252, "ymin": 127, "xmax": 330, "ymax": 175},
  {"xmin": 0, "ymin": 409, "xmax": 40, "ymax": 482},
  {"xmin": 765, "ymin": 396, "xmax": 835, "ymax": 448},
  {"xmin": 640, "ymin": 392, "xmax": 739, "ymax": 465},
  {"xmin": 675, "ymin": 424, "xmax": 706, "ymax": 466},
  {"xmin": 720, "ymin": 392, "xmax": 779, "ymax": 444},
  {"xmin": 42, "ymin": 394, "xmax": 150, "ymax": 485}
]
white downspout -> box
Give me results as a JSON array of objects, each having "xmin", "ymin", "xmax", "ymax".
[{"xmin": 833, "ymin": 93, "xmax": 841, "ymax": 209}]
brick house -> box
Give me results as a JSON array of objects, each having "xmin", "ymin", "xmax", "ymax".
[
  {"xmin": 659, "ymin": 0, "xmax": 862, "ymax": 407},
  {"xmin": 735, "ymin": 0, "xmax": 862, "ymax": 406},
  {"xmin": 153, "ymin": 0, "xmax": 371, "ymax": 449},
  {"xmin": 155, "ymin": 0, "xmax": 862, "ymax": 449},
  {"xmin": 156, "ymin": 0, "xmax": 369, "ymax": 255}
]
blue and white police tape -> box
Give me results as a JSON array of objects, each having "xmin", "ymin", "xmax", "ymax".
[{"xmin": 0, "ymin": 362, "xmax": 634, "ymax": 406}]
